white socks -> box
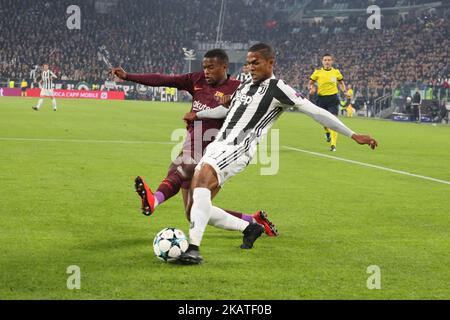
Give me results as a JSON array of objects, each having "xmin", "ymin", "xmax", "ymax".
[
  {"xmin": 188, "ymin": 187, "xmax": 251, "ymax": 247},
  {"xmin": 35, "ymin": 98, "xmax": 57, "ymax": 110},
  {"xmin": 36, "ymin": 98, "xmax": 44, "ymax": 109},
  {"xmin": 208, "ymin": 206, "xmax": 249, "ymax": 232},
  {"xmin": 189, "ymin": 188, "xmax": 212, "ymax": 246}
]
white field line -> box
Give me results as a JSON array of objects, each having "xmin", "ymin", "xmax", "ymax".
[
  {"xmin": 2, "ymin": 138, "xmax": 449, "ymax": 186},
  {"xmin": 0, "ymin": 137, "xmax": 177, "ymax": 145},
  {"xmin": 283, "ymin": 145, "xmax": 450, "ymax": 186}
]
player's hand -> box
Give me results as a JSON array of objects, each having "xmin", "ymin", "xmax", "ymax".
[
  {"xmin": 183, "ymin": 112, "xmax": 197, "ymax": 123},
  {"xmin": 351, "ymin": 134, "xmax": 378, "ymax": 150},
  {"xmin": 110, "ymin": 67, "xmax": 127, "ymax": 80},
  {"xmin": 215, "ymin": 94, "xmax": 232, "ymax": 107},
  {"xmin": 309, "ymin": 88, "xmax": 315, "ymax": 98}
]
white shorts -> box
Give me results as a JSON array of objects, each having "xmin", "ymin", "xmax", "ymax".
[
  {"xmin": 196, "ymin": 140, "xmax": 257, "ymax": 186},
  {"xmin": 40, "ymin": 89, "xmax": 54, "ymax": 97}
]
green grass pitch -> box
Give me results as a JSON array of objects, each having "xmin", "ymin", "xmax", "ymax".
[{"xmin": 1, "ymin": 96, "xmax": 449, "ymax": 299}]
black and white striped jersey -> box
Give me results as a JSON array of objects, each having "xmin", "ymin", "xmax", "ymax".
[
  {"xmin": 215, "ymin": 74, "xmax": 354, "ymax": 151},
  {"xmin": 216, "ymin": 75, "xmax": 297, "ymax": 148},
  {"xmin": 41, "ymin": 70, "xmax": 56, "ymax": 89},
  {"xmin": 236, "ymin": 72, "xmax": 252, "ymax": 83}
]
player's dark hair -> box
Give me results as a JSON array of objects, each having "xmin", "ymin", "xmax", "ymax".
[
  {"xmin": 248, "ymin": 43, "xmax": 275, "ymax": 60},
  {"xmin": 323, "ymin": 53, "xmax": 333, "ymax": 58},
  {"xmin": 204, "ymin": 49, "xmax": 229, "ymax": 65}
]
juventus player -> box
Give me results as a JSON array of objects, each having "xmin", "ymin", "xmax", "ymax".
[
  {"xmin": 110, "ymin": 49, "xmax": 279, "ymax": 237},
  {"xmin": 175, "ymin": 43, "xmax": 378, "ymax": 264},
  {"xmin": 32, "ymin": 64, "xmax": 57, "ymax": 111},
  {"xmin": 235, "ymin": 62, "xmax": 252, "ymax": 83}
]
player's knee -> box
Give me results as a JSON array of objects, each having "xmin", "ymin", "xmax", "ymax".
[{"xmin": 192, "ymin": 164, "xmax": 218, "ymax": 190}]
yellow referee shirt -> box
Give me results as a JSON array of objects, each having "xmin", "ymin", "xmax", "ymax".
[{"xmin": 310, "ymin": 67, "xmax": 343, "ymax": 96}]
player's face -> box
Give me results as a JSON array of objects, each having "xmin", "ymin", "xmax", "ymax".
[
  {"xmin": 246, "ymin": 51, "xmax": 274, "ymax": 84},
  {"xmin": 202, "ymin": 57, "xmax": 227, "ymax": 86},
  {"xmin": 43, "ymin": 64, "xmax": 49, "ymax": 71},
  {"xmin": 322, "ymin": 56, "xmax": 333, "ymax": 69},
  {"xmin": 243, "ymin": 64, "xmax": 250, "ymax": 74}
]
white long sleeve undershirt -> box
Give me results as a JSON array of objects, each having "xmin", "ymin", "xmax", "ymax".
[
  {"xmin": 196, "ymin": 105, "xmax": 229, "ymax": 119},
  {"xmin": 295, "ymin": 98, "xmax": 355, "ymax": 138}
]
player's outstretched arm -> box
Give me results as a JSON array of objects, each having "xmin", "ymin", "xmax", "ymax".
[
  {"xmin": 296, "ymin": 98, "xmax": 378, "ymax": 150},
  {"xmin": 110, "ymin": 67, "xmax": 127, "ymax": 80},
  {"xmin": 110, "ymin": 67, "xmax": 192, "ymax": 92},
  {"xmin": 351, "ymin": 134, "xmax": 378, "ymax": 149}
]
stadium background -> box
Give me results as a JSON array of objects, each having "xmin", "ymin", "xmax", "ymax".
[{"xmin": 0, "ymin": 0, "xmax": 448, "ymax": 121}]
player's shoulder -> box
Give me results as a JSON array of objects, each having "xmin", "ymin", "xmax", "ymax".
[
  {"xmin": 229, "ymin": 77, "xmax": 240, "ymax": 85},
  {"xmin": 310, "ymin": 68, "xmax": 321, "ymax": 78},
  {"xmin": 188, "ymin": 71, "xmax": 205, "ymax": 82},
  {"xmin": 268, "ymin": 78, "xmax": 295, "ymax": 95},
  {"xmin": 270, "ymin": 77, "xmax": 289, "ymax": 87}
]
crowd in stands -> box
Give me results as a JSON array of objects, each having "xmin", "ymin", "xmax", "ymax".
[
  {"xmin": 0, "ymin": 0, "xmax": 448, "ymax": 103},
  {"xmin": 272, "ymin": 13, "xmax": 449, "ymax": 98}
]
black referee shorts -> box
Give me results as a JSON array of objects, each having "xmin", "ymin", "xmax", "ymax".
[{"xmin": 317, "ymin": 94, "xmax": 340, "ymax": 116}]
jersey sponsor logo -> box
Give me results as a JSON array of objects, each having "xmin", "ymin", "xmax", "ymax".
[
  {"xmin": 192, "ymin": 100, "xmax": 212, "ymax": 112},
  {"xmin": 234, "ymin": 90, "xmax": 253, "ymax": 105}
]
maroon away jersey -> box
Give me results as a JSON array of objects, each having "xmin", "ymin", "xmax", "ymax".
[{"xmin": 126, "ymin": 71, "xmax": 240, "ymax": 159}]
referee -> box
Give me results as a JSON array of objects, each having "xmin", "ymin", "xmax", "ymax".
[{"xmin": 309, "ymin": 54, "xmax": 349, "ymax": 152}]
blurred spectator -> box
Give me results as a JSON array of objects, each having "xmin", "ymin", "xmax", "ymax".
[{"xmin": 0, "ymin": 0, "xmax": 448, "ymax": 104}]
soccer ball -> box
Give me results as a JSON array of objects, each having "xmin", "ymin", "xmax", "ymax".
[{"xmin": 153, "ymin": 228, "xmax": 189, "ymax": 262}]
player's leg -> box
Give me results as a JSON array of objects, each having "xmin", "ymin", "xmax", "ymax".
[
  {"xmin": 324, "ymin": 127, "xmax": 331, "ymax": 142},
  {"xmin": 51, "ymin": 92, "xmax": 57, "ymax": 111},
  {"xmin": 317, "ymin": 96, "xmax": 331, "ymax": 142},
  {"xmin": 176, "ymin": 163, "xmax": 218, "ymax": 264},
  {"xmin": 176, "ymin": 151, "xmax": 264, "ymax": 264},
  {"xmin": 329, "ymin": 95, "xmax": 340, "ymax": 152},
  {"xmin": 330, "ymin": 130, "xmax": 337, "ymax": 151},
  {"xmin": 181, "ymin": 187, "xmax": 190, "ymax": 215},
  {"xmin": 33, "ymin": 91, "xmax": 45, "ymax": 111},
  {"xmin": 225, "ymin": 209, "xmax": 278, "ymax": 236},
  {"xmin": 134, "ymin": 153, "xmax": 187, "ymax": 216},
  {"xmin": 183, "ymin": 176, "xmax": 278, "ymax": 236}
]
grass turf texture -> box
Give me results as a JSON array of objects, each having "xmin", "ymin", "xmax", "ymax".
[{"xmin": 0, "ymin": 96, "xmax": 449, "ymax": 299}]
